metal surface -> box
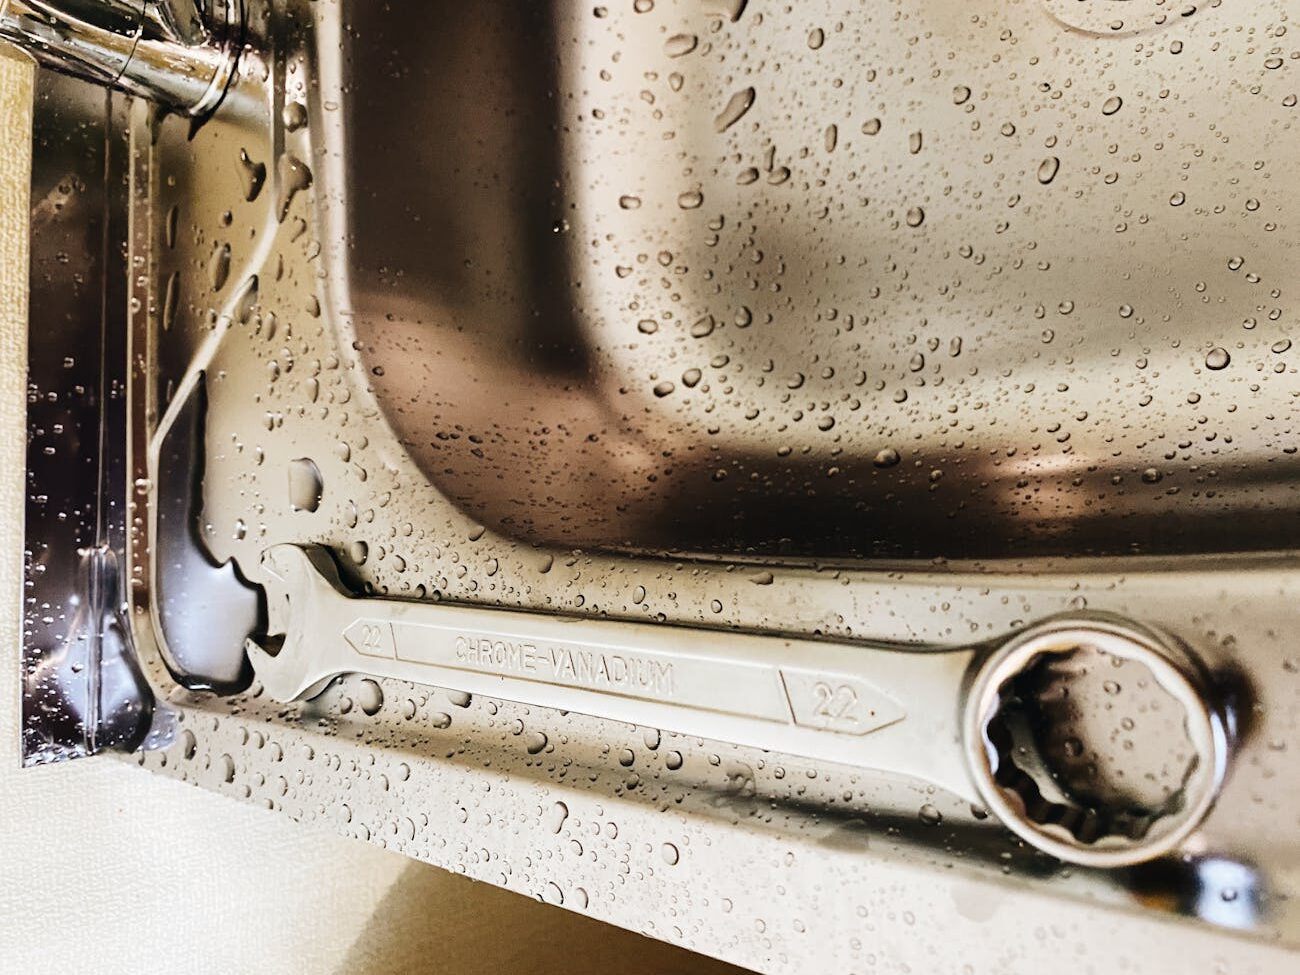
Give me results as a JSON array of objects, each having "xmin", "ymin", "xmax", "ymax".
[
  {"xmin": 332, "ymin": 0, "xmax": 1300, "ymax": 563},
  {"xmin": 0, "ymin": 0, "xmax": 243, "ymax": 115},
  {"xmin": 21, "ymin": 74, "xmax": 155, "ymax": 764},
  {"xmin": 17, "ymin": 0, "xmax": 1300, "ymax": 970}
]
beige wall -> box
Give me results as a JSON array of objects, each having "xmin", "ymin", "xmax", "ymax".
[{"xmin": 0, "ymin": 50, "xmax": 741, "ymax": 975}]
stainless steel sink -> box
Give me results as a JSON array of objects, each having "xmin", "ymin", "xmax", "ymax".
[
  {"xmin": 14, "ymin": 0, "xmax": 1300, "ymax": 971},
  {"xmin": 339, "ymin": 0, "xmax": 1300, "ymax": 560}
]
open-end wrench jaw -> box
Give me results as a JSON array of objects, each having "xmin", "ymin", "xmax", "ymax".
[
  {"xmin": 243, "ymin": 544, "xmax": 352, "ymax": 702},
  {"xmin": 238, "ymin": 546, "xmax": 981, "ymax": 803}
]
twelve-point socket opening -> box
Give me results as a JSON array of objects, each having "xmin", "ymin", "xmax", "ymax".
[{"xmin": 966, "ymin": 618, "xmax": 1230, "ymax": 868}]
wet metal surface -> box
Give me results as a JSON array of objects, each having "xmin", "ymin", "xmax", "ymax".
[
  {"xmin": 342, "ymin": 0, "xmax": 1300, "ymax": 561},
  {"xmin": 20, "ymin": 0, "xmax": 1300, "ymax": 971},
  {"xmin": 22, "ymin": 78, "xmax": 153, "ymax": 763}
]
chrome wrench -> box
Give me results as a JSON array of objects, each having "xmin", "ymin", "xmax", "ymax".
[{"xmin": 244, "ymin": 544, "xmax": 1231, "ymax": 866}]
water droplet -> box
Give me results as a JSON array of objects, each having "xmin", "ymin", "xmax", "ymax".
[
  {"xmin": 618, "ymin": 194, "xmax": 641, "ymax": 210},
  {"xmin": 1205, "ymin": 347, "xmax": 1230, "ymax": 370},
  {"xmin": 282, "ymin": 101, "xmax": 307, "ymax": 132},
  {"xmin": 953, "ymin": 85, "xmax": 972, "ymax": 105},
  {"xmin": 919, "ymin": 803, "xmax": 943, "ymax": 826},
  {"xmin": 1169, "ymin": 191, "xmax": 1186, "ymax": 207},
  {"xmin": 162, "ymin": 271, "xmax": 180, "ymax": 331},
  {"xmin": 661, "ymin": 842, "xmax": 681, "ymax": 865},
  {"xmin": 714, "ymin": 87, "xmax": 756, "ymax": 133},
  {"xmin": 1037, "ymin": 156, "xmax": 1061, "ymax": 185},
  {"xmin": 357, "ymin": 678, "xmax": 384, "ymax": 716},
  {"xmin": 1101, "ymin": 95, "xmax": 1123, "ymax": 116},
  {"xmin": 275, "ymin": 153, "xmax": 313, "ymax": 223},
  {"xmin": 905, "ymin": 206, "xmax": 925, "ymax": 228},
  {"xmin": 702, "ymin": 0, "xmax": 748, "ymax": 23},
  {"xmin": 690, "ymin": 314, "xmax": 716, "ymax": 338},
  {"xmin": 208, "ymin": 241, "xmax": 231, "ymax": 292},
  {"xmin": 873, "ymin": 447, "xmax": 901, "ymax": 468},
  {"xmin": 165, "ymin": 203, "xmax": 179, "ymax": 248},
  {"xmin": 287, "ymin": 457, "xmax": 324, "ymax": 512},
  {"xmin": 664, "ymin": 33, "xmax": 698, "ymax": 58},
  {"xmin": 676, "ymin": 189, "xmax": 704, "ymax": 210},
  {"xmin": 544, "ymin": 801, "xmax": 569, "ymax": 834},
  {"xmin": 237, "ymin": 148, "xmax": 266, "ymax": 202},
  {"xmin": 447, "ymin": 689, "xmax": 472, "ymax": 708},
  {"xmin": 233, "ymin": 275, "xmax": 259, "ymax": 325}
]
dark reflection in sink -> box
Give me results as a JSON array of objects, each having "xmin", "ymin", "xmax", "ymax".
[
  {"xmin": 338, "ymin": 0, "xmax": 1300, "ymax": 560},
  {"xmin": 154, "ymin": 375, "xmax": 262, "ymax": 691}
]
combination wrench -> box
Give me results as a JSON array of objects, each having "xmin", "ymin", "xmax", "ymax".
[{"xmin": 244, "ymin": 543, "xmax": 1231, "ymax": 866}]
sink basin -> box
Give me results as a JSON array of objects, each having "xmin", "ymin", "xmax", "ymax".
[{"xmin": 334, "ymin": 0, "xmax": 1300, "ymax": 561}]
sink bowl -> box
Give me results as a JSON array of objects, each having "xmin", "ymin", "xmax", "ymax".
[{"xmin": 332, "ymin": 0, "xmax": 1300, "ymax": 561}]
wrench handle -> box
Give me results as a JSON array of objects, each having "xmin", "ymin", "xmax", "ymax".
[{"xmin": 253, "ymin": 545, "xmax": 979, "ymax": 800}]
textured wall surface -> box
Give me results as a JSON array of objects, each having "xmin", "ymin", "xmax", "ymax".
[{"xmin": 0, "ymin": 52, "xmax": 740, "ymax": 975}]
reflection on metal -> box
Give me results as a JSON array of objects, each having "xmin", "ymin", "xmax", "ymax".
[
  {"xmin": 1127, "ymin": 855, "xmax": 1265, "ymax": 931},
  {"xmin": 0, "ymin": 0, "xmax": 243, "ymax": 116},
  {"xmin": 24, "ymin": 546, "xmax": 152, "ymax": 762},
  {"xmin": 22, "ymin": 75, "xmax": 155, "ymax": 764},
  {"xmin": 21, "ymin": 0, "xmax": 1300, "ymax": 970},
  {"xmin": 151, "ymin": 372, "xmax": 260, "ymax": 692},
  {"xmin": 329, "ymin": 0, "xmax": 1300, "ymax": 562}
]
